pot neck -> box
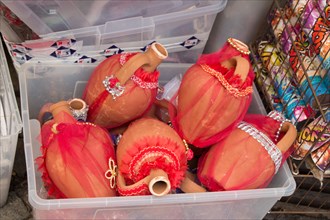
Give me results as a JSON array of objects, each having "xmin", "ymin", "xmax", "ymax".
[
  {"xmin": 49, "ymin": 101, "xmax": 73, "ymax": 123},
  {"xmin": 116, "ymin": 43, "xmax": 168, "ymax": 85},
  {"xmin": 142, "ymin": 43, "xmax": 168, "ymax": 72},
  {"xmin": 117, "ymin": 168, "xmax": 171, "ymax": 196}
]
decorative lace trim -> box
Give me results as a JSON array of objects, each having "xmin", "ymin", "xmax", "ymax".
[
  {"xmin": 200, "ymin": 64, "xmax": 253, "ymax": 97},
  {"xmin": 119, "ymin": 53, "xmax": 159, "ymax": 89},
  {"xmin": 117, "ymin": 182, "xmax": 149, "ymax": 196},
  {"xmin": 237, "ymin": 121, "xmax": 282, "ymax": 174},
  {"xmin": 267, "ymin": 110, "xmax": 293, "ymax": 142},
  {"xmin": 130, "ymin": 75, "xmax": 158, "ymax": 89},
  {"xmin": 119, "ymin": 53, "xmax": 132, "ymax": 66},
  {"xmin": 128, "ymin": 146, "xmax": 180, "ymax": 181}
]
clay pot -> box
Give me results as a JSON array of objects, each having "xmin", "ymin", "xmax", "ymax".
[
  {"xmin": 196, "ymin": 113, "xmax": 297, "ymax": 191},
  {"xmin": 36, "ymin": 100, "xmax": 117, "ymax": 198},
  {"xmin": 116, "ymin": 118, "xmax": 188, "ymax": 196},
  {"xmin": 171, "ymin": 38, "xmax": 254, "ymax": 148},
  {"xmin": 83, "ymin": 43, "xmax": 168, "ymax": 129}
]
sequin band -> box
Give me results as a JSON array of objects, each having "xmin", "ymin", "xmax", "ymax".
[
  {"xmin": 237, "ymin": 121, "xmax": 282, "ymax": 174},
  {"xmin": 268, "ymin": 110, "xmax": 286, "ymax": 122}
]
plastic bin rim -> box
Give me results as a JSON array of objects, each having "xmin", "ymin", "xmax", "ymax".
[
  {"xmin": 27, "ymin": 161, "xmax": 295, "ymax": 210},
  {"xmin": 35, "ymin": 0, "xmax": 227, "ymax": 38},
  {"xmin": 0, "ymin": 37, "xmax": 23, "ymax": 135},
  {"xmin": 28, "ymin": 180, "xmax": 293, "ymax": 210}
]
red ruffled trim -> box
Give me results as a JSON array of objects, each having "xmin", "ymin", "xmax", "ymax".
[
  {"xmin": 36, "ymin": 120, "xmax": 67, "ymax": 198},
  {"xmin": 117, "ymin": 182, "xmax": 149, "ymax": 196},
  {"xmin": 207, "ymin": 63, "xmax": 253, "ymax": 89},
  {"xmin": 196, "ymin": 40, "xmax": 255, "ymax": 83},
  {"xmin": 119, "ymin": 135, "xmax": 187, "ymax": 189},
  {"xmin": 36, "ymin": 114, "xmax": 116, "ymax": 198},
  {"xmin": 35, "ymin": 145, "xmax": 67, "ymax": 199}
]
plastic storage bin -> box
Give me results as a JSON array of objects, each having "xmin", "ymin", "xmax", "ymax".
[
  {"xmin": 1, "ymin": 0, "xmax": 227, "ymax": 63},
  {"xmin": 0, "ymin": 36, "xmax": 22, "ymax": 207},
  {"xmin": 19, "ymin": 62, "xmax": 295, "ymax": 219}
]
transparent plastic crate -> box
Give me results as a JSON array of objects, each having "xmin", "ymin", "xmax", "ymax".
[
  {"xmin": 0, "ymin": 36, "xmax": 22, "ymax": 207},
  {"xmin": 19, "ymin": 62, "xmax": 295, "ymax": 219},
  {"xmin": 1, "ymin": 0, "xmax": 227, "ymax": 64}
]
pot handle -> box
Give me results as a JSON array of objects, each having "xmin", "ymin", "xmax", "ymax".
[
  {"xmin": 115, "ymin": 42, "xmax": 168, "ymax": 85},
  {"xmin": 276, "ymin": 121, "xmax": 297, "ymax": 152},
  {"xmin": 180, "ymin": 171, "xmax": 207, "ymax": 193},
  {"xmin": 220, "ymin": 55, "xmax": 250, "ymax": 85},
  {"xmin": 117, "ymin": 169, "xmax": 171, "ymax": 196}
]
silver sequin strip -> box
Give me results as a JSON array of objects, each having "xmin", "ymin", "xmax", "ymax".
[
  {"xmin": 237, "ymin": 121, "xmax": 282, "ymax": 174},
  {"xmin": 267, "ymin": 110, "xmax": 286, "ymax": 122},
  {"xmin": 70, "ymin": 106, "xmax": 89, "ymax": 121},
  {"xmin": 267, "ymin": 110, "xmax": 294, "ymax": 142}
]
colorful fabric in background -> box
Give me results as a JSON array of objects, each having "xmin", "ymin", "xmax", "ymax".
[
  {"xmin": 271, "ymin": 5, "xmax": 300, "ymax": 54},
  {"xmin": 258, "ymin": 41, "xmax": 313, "ymax": 124},
  {"xmin": 311, "ymin": 4, "xmax": 330, "ymax": 89},
  {"xmin": 312, "ymin": 141, "xmax": 330, "ymax": 173},
  {"xmin": 255, "ymin": 0, "xmax": 330, "ymax": 177},
  {"xmin": 291, "ymin": 109, "xmax": 330, "ymax": 161},
  {"xmin": 252, "ymin": 51, "xmax": 284, "ymax": 113},
  {"xmin": 291, "ymin": 0, "xmax": 330, "ymax": 89},
  {"xmin": 270, "ymin": 2, "xmax": 330, "ymax": 110}
]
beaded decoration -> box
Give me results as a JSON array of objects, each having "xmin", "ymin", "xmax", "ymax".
[
  {"xmin": 200, "ymin": 64, "xmax": 253, "ymax": 98},
  {"xmin": 237, "ymin": 121, "xmax": 282, "ymax": 174},
  {"xmin": 119, "ymin": 53, "xmax": 131, "ymax": 66},
  {"xmin": 103, "ymin": 75, "xmax": 125, "ymax": 99},
  {"xmin": 183, "ymin": 139, "xmax": 194, "ymax": 160},
  {"xmin": 268, "ymin": 110, "xmax": 286, "ymax": 122},
  {"xmin": 130, "ymin": 75, "xmax": 158, "ymax": 89},
  {"xmin": 227, "ymin": 38, "xmax": 251, "ymax": 55},
  {"xmin": 268, "ymin": 110, "xmax": 293, "ymax": 142},
  {"xmin": 119, "ymin": 53, "xmax": 159, "ymax": 89},
  {"xmin": 68, "ymin": 98, "xmax": 89, "ymax": 121}
]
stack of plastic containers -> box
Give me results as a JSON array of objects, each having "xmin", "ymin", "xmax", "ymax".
[
  {"xmin": 2, "ymin": 0, "xmax": 228, "ymax": 64},
  {"xmin": 1, "ymin": 0, "xmax": 296, "ymax": 219},
  {"xmin": 0, "ymin": 36, "xmax": 22, "ymax": 207}
]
